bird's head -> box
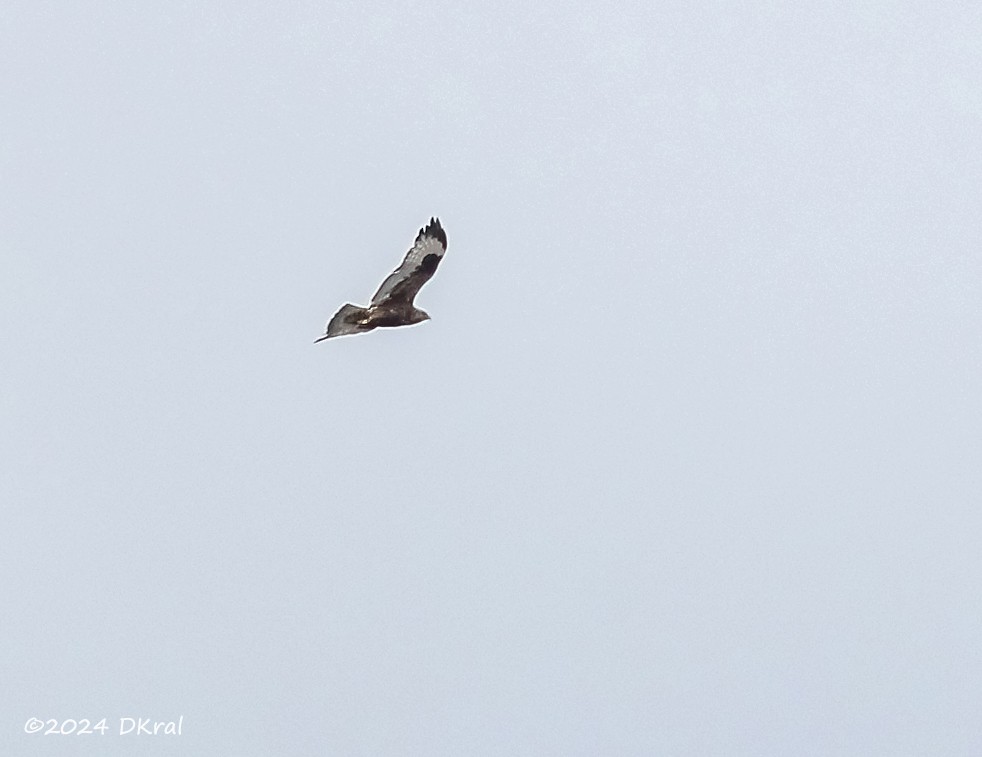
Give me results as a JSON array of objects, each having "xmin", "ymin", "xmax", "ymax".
[{"xmin": 411, "ymin": 309, "xmax": 431, "ymax": 324}]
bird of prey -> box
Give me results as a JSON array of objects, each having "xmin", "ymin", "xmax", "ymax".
[{"xmin": 315, "ymin": 218, "xmax": 448, "ymax": 342}]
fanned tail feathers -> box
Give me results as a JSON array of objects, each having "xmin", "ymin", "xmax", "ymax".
[{"xmin": 315, "ymin": 303, "xmax": 369, "ymax": 342}]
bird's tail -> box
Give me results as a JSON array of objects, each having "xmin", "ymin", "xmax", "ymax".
[{"xmin": 315, "ymin": 303, "xmax": 371, "ymax": 342}]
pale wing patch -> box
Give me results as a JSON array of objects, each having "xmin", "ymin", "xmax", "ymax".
[{"xmin": 370, "ymin": 225, "xmax": 447, "ymax": 306}]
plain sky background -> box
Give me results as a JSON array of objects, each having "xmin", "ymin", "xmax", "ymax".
[{"xmin": 2, "ymin": 2, "xmax": 981, "ymax": 754}]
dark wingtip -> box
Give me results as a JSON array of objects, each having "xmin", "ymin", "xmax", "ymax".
[{"xmin": 420, "ymin": 217, "xmax": 447, "ymax": 249}]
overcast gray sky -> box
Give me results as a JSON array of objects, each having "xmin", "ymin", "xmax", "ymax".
[{"xmin": 2, "ymin": 2, "xmax": 981, "ymax": 754}]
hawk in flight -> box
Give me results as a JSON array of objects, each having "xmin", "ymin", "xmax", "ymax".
[{"xmin": 315, "ymin": 218, "xmax": 448, "ymax": 342}]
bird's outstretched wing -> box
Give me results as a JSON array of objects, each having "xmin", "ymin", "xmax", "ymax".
[{"xmin": 370, "ymin": 218, "xmax": 448, "ymax": 307}]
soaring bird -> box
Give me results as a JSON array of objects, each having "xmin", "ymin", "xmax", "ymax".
[{"xmin": 315, "ymin": 218, "xmax": 447, "ymax": 342}]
